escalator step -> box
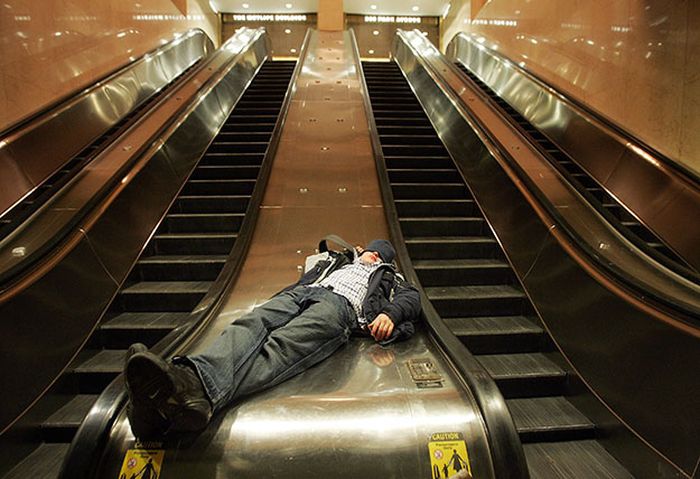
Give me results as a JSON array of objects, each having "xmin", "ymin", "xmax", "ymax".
[
  {"xmin": 136, "ymin": 255, "xmax": 227, "ymax": 281},
  {"xmin": 200, "ymin": 152, "xmax": 265, "ymax": 166},
  {"xmin": 477, "ymin": 353, "xmax": 566, "ymax": 398},
  {"xmin": 425, "ymin": 284, "xmax": 527, "ymax": 316},
  {"xmin": 523, "ymin": 441, "xmax": 633, "ymax": 478},
  {"xmin": 153, "ymin": 232, "xmax": 236, "ymax": 255},
  {"xmin": 396, "ymin": 199, "xmax": 476, "ymax": 217},
  {"xmin": 405, "ymin": 236, "xmax": 500, "ymax": 259},
  {"xmin": 71, "ymin": 349, "xmax": 126, "ymax": 374},
  {"xmin": 163, "ymin": 212, "xmax": 244, "ymax": 233},
  {"xmin": 388, "ymin": 168, "xmax": 462, "ymax": 183},
  {"xmin": 385, "ymin": 155, "xmax": 455, "ymax": 169},
  {"xmin": 507, "ymin": 397, "xmax": 595, "ymax": 442},
  {"xmin": 173, "ymin": 195, "xmax": 250, "ymax": 213},
  {"xmin": 41, "ymin": 394, "xmax": 99, "ymax": 441},
  {"xmin": 4, "ymin": 443, "xmax": 70, "ymax": 479},
  {"xmin": 444, "ymin": 315, "xmax": 544, "ymax": 353},
  {"xmin": 183, "ymin": 179, "xmax": 256, "ymax": 195},
  {"xmin": 119, "ymin": 281, "xmax": 211, "ymax": 312},
  {"xmin": 414, "ymin": 258, "xmax": 514, "ymax": 286},
  {"xmin": 101, "ymin": 312, "xmax": 191, "ymax": 331},
  {"xmin": 392, "ymin": 183, "xmax": 467, "ymax": 199},
  {"xmin": 191, "ymin": 165, "xmax": 261, "ymax": 180},
  {"xmin": 400, "ymin": 217, "xmax": 486, "ymax": 236}
]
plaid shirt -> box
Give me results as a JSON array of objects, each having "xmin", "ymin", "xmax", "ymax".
[{"xmin": 314, "ymin": 257, "xmax": 382, "ymax": 325}]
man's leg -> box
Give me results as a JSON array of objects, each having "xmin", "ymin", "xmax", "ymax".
[
  {"xmin": 183, "ymin": 287, "xmax": 310, "ymax": 412},
  {"xmin": 125, "ymin": 287, "xmax": 306, "ymax": 433},
  {"xmin": 231, "ymin": 287, "xmax": 355, "ymax": 400}
]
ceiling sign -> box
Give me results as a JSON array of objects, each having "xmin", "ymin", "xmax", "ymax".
[
  {"xmin": 364, "ymin": 15, "xmax": 421, "ymax": 24},
  {"xmin": 232, "ymin": 14, "xmax": 308, "ymax": 21}
]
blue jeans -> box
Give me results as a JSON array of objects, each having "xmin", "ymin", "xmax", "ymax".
[{"xmin": 183, "ymin": 286, "xmax": 356, "ymax": 413}]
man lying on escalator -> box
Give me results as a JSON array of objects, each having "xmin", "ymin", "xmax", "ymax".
[{"xmin": 124, "ymin": 237, "xmax": 421, "ymax": 437}]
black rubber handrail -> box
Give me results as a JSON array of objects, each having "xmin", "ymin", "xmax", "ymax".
[
  {"xmin": 58, "ymin": 32, "xmax": 309, "ymax": 479},
  {"xmin": 397, "ymin": 30, "xmax": 700, "ymax": 324},
  {"xmin": 351, "ymin": 29, "xmax": 530, "ymax": 479}
]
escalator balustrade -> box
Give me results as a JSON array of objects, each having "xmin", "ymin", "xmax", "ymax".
[
  {"xmin": 453, "ymin": 62, "xmax": 694, "ymax": 275},
  {"xmin": 363, "ymin": 61, "xmax": 634, "ymax": 479}
]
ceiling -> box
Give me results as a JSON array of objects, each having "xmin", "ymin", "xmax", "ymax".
[{"xmin": 209, "ymin": 0, "xmax": 451, "ymax": 16}]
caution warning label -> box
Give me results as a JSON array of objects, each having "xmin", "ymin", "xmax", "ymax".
[
  {"xmin": 118, "ymin": 446, "xmax": 164, "ymax": 479},
  {"xmin": 428, "ymin": 432, "xmax": 471, "ymax": 478}
]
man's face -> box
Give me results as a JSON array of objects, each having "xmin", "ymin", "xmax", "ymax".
[{"xmin": 360, "ymin": 250, "xmax": 381, "ymax": 265}]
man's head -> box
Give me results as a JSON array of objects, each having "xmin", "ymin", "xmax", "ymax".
[{"xmin": 361, "ymin": 239, "xmax": 396, "ymax": 264}]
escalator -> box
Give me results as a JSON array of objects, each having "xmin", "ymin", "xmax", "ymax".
[
  {"xmin": 363, "ymin": 60, "xmax": 634, "ymax": 478},
  {"xmin": 0, "ymin": 30, "xmax": 212, "ymax": 243},
  {"xmin": 1, "ymin": 60, "xmax": 296, "ymax": 479},
  {"xmin": 452, "ymin": 62, "xmax": 695, "ymax": 276}
]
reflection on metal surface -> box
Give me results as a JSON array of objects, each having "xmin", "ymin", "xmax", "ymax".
[
  {"xmin": 0, "ymin": 28, "xmax": 268, "ymax": 435},
  {"xmin": 397, "ymin": 29, "xmax": 700, "ymax": 317},
  {"xmin": 394, "ymin": 29, "xmax": 700, "ymax": 476},
  {"xmin": 0, "ymin": 28, "xmax": 266, "ymax": 285},
  {"xmin": 96, "ymin": 29, "xmax": 493, "ymax": 479},
  {"xmin": 446, "ymin": 32, "xmax": 700, "ymax": 271},
  {"xmin": 0, "ymin": 29, "xmax": 213, "ymax": 218}
]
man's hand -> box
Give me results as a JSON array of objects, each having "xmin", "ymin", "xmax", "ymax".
[{"xmin": 369, "ymin": 313, "xmax": 394, "ymax": 341}]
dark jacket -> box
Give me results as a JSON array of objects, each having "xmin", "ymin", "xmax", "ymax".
[{"xmin": 283, "ymin": 248, "xmax": 422, "ymax": 345}]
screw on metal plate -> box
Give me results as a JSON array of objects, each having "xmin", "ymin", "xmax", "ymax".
[
  {"xmin": 336, "ymin": 118, "xmax": 344, "ymax": 122},
  {"xmin": 122, "ymin": 145, "xmax": 133, "ymax": 151},
  {"xmin": 12, "ymin": 246, "xmax": 26, "ymax": 257},
  {"xmin": 321, "ymin": 146, "xmax": 330, "ymax": 151},
  {"xmin": 338, "ymin": 187, "xmax": 347, "ymax": 193},
  {"xmin": 299, "ymin": 187, "xmax": 308, "ymax": 193}
]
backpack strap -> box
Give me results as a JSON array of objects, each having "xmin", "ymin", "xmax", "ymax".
[{"xmin": 318, "ymin": 234, "xmax": 357, "ymax": 259}]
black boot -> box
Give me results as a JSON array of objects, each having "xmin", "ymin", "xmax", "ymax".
[
  {"xmin": 125, "ymin": 346, "xmax": 212, "ymax": 433},
  {"xmin": 124, "ymin": 344, "xmax": 169, "ymax": 438}
]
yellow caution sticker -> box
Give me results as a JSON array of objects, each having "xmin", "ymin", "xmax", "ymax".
[
  {"xmin": 118, "ymin": 446, "xmax": 164, "ymax": 479},
  {"xmin": 428, "ymin": 432, "xmax": 471, "ymax": 479}
]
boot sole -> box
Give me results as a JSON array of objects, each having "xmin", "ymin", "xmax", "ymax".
[{"xmin": 125, "ymin": 353, "xmax": 175, "ymax": 407}]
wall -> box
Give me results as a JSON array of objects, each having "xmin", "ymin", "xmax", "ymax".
[
  {"xmin": 347, "ymin": 15, "xmax": 439, "ymax": 59},
  {"xmin": 0, "ymin": 0, "xmax": 219, "ymax": 132},
  {"xmin": 221, "ymin": 14, "xmax": 317, "ymax": 58},
  {"xmin": 441, "ymin": 0, "xmax": 700, "ymax": 176}
]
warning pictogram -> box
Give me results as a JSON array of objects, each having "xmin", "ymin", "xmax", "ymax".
[
  {"xmin": 428, "ymin": 432, "xmax": 471, "ymax": 479},
  {"xmin": 118, "ymin": 447, "xmax": 164, "ymax": 479}
]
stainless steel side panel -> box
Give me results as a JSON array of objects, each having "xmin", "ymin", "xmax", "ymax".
[
  {"xmin": 397, "ymin": 31, "xmax": 700, "ymax": 477},
  {"xmin": 446, "ymin": 32, "xmax": 700, "ymax": 270},
  {"xmin": 96, "ymin": 29, "xmax": 494, "ymax": 479},
  {"xmin": 0, "ymin": 29, "xmax": 213, "ymax": 217},
  {"xmin": 0, "ymin": 29, "xmax": 268, "ymax": 435}
]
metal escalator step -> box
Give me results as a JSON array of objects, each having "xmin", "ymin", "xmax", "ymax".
[
  {"xmin": 507, "ymin": 397, "xmax": 595, "ymax": 442},
  {"xmin": 216, "ymin": 131, "xmax": 272, "ymax": 142},
  {"xmin": 191, "ymin": 165, "xmax": 261, "ymax": 179},
  {"xmin": 183, "ymin": 179, "xmax": 256, "ymax": 196},
  {"xmin": 71, "ymin": 349, "xmax": 126, "ymax": 374},
  {"xmin": 383, "ymin": 144, "xmax": 448, "ymax": 156},
  {"xmin": 444, "ymin": 316, "xmax": 544, "ymax": 353},
  {"xmin": 477, "ymin": 353, "xmax": 566, "ymax": 398},
  {"xmin": 373, "ymin": 110, "xmax": 427, "ymax": 119},
  {"xmin": 200, "ymin": 152, "xmax": 265, "ymax": 166},
  {"xmin": 388, "ymin": 168, "xmax": 461, "ymax": 183},
  {"xmin": 136, "ymin": 255, "xmax": 227, "ymax": 281},
  {"xmin": 379, "ymin": 134, "xmax": 443, "ymax": 145},
  {"xmin": 41, "ymin": 394, "xmax": 99, "ymax": 441},
  {"xmin": 524, "ymin": 440, "xmax": 633, "ymax": 479},
  {"xmin": 405, "ymin": 236, "xmax": 500, "ymax": 259},
  {"xmin": 370, "ymin": 117, "xmax": 432, "ymax": 127},
  {"xmin": 392, "ymin": 183, "xmax": 466, "ymax": 199},
  {"xmin": 163, "ymin": 212, "xmax": 244, "ymax": 233},
  {"xmin": 4, "ymin": 443, "xmax": 70, "ymax": 479},
  {"xmin": 102, "ymin": 312, "xmax": 191, "ymax": 330},
  {"xmin": 400, "ymin": 217, "xmax": 486, "ymax": 236},
  {"xmin": 220, "ymin": 122, "xmax": 276, "ymax": 133},
  {"xmin": 153, "ymin": 232, "xmax": 236, "ymax": 255},
  {"xmin": 207, "ymin": 141, "xmax": 268, "ymax": 154},
  {"xmin": 384, "ymin": 155, "xmax": 454, "ymax": 169},
  {"xmin": 174, "ymin": 195, "xmax": 249, "ymax": 213},
  {"xmin": 395, "ymin": 199, "xmax": 476, "ymax": 217},
  {"xmin": 119, "ymin": 281, "xmax": 212, "ymax": 312},
  {"xmin": 425, "ymin": 285, "xmax": 528, "ymax": 316},
  {"xmin": 414, "ymin": 258, "xmax": 514, "ymax": 286}
]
